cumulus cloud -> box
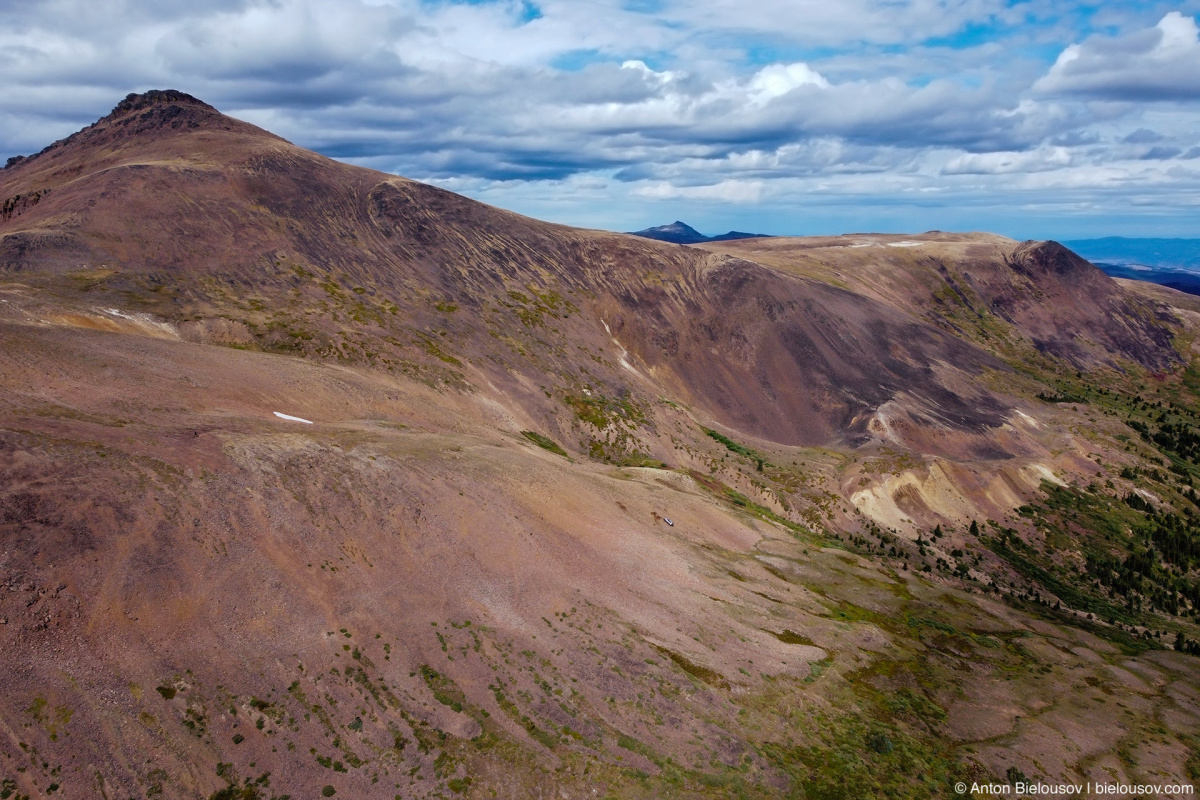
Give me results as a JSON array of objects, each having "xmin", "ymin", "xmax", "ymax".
[{"xmin": 1035, "ymin": 12, "xmax": 1200, "ymax": 100}]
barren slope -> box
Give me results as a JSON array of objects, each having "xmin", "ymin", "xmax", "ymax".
[
  {"xmin": 0, "ymin": 91, "xmax": 1019, "ymax": 451},
  {"xmin": 697, "ymin": 233, "xmax": 1179, "ymax": 371},
  {"xmin": 2, "ymin": 92, "xmax": 1199, "ymax": 800}
]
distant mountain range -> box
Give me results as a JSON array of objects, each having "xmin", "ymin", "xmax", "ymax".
[
  {"xmin": 1063, "ymin": 237, "xmax": 1200, "ymax": 296},
  {"xmin": 629, "ymin": 220, "xmax": 772, "ymax": 244},
  {"xmin": 1062, "ymin": 237, "xmax": 1200, "ymax": 269}
]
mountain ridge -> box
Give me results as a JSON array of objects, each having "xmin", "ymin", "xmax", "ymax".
[
  {"xmin": 0, "ymin": 92, "xmax": 1038, "ymax": 449},
  {"xmin": 2, "ymin": 91, "xmax": 1199, "ymax": 799}
]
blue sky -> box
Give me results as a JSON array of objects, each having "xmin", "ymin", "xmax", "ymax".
[{"xmin": 2, "ymin": 0, "xmax": 1200, "ymax": 239}]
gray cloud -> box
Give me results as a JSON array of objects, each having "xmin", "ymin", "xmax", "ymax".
[
  {"xmin": 1123, "ymin": 128, "xmax": 1164, "ymax": 143},
  {"xmin": 1035, "ymin": 12, "xmax": 1200, "ymax": 100},
  {"xmin": 1141, "ymin": 145, "xmax": 1184, "ymax": 159}
]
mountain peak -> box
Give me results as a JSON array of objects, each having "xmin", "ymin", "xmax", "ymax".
[
  {"xmin": 630, "ymin": 221, "xmax": 709, "ymax": 244},
  {"xmin": 90, "ymin": 88, "xmax": 229, "ymax": 139},
  {"xmin": 628, "ymin": 220, "xmax": 771, "ymax": 245},
  {"xmin": 105, "ymin": 89, "xmax": 216, "ymax": 121},
  {"xmin": 3, "ymin": 90, "xmax": 278, "ymax": 171}
]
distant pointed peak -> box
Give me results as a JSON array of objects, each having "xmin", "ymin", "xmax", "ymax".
[
  {"xmin": 628, "ymin": 220, "xmax": 772, "ymax": 245},
  {"xmin": 644, "ymin": 221, "xmax": 704, "ymax": 236},
  {"xmin": 629, "ymin": 220, "xmax": 709, "ymax": 244}
]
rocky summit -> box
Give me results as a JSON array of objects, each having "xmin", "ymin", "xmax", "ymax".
[{"xmin": 1, "ymin": 91, "xmax": 1199, "ymax": 799}]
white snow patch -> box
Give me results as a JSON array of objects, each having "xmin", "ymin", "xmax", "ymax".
[
  {"xmin": 1011, "ymin": 409, "xmax": 1042, "ymax": 429},
  {"xmin": 274, "ymin": 412, "xmax": 313, "ymax": 424},
  {"xmin": 886, "ymin": 241, "xmax": 923, "ymax": 248}
]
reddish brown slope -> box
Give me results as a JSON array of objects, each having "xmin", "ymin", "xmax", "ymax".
[
  {"xmin": 1000, "ymin": 238, "xmax": 1177, "ymax": 368},
  {"xmin": 1, "ymin": 91, "xmax": 1017, "ymax": 450},
  {"xmin": 2, "ymin": 92, "xmax": 1199, "ymax": 800},
  {"xmin": 696, "ymin": 233, "xmax": 1179, "ymax": 372},
  {"xmin": 5, "ymin": 314, "xmax": 1197, "ymax": 799}
]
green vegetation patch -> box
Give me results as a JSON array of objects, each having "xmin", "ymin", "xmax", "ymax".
[
  {"xmin": 206, "ymin": 769, "xmax": 272, "ymax": 800},
  {"xmin": 703, "ymin": 427, "xmax": 770, "ymax": 470},
  {"xmin": 565, "ymin": 393, "xmax": 646, "ymax": 429},
  {"xmin": 1036, "ymin": 390, "xmax": 1088, "ymax": 404},
  {"xmin": 616, "ymin": 732, "xmax": 663, "ymax": 765},
  {"xmin": 419, "ymin": 665, "xmax": 466, "ymax": 713},
  {"xmin": 521, "ymin": 430, "xmax": 569, "ymax": 458},
  {"xmin": 760, "ymin": 712, "xmax": 977, "ymax": 800},
  {"xmin": 614, "ymin": 452, "xmax": 668, "ymax": 468},
  {"xmin": 771, "ymin": 629, "xmax": 816, "ymax": 646},
  {"xmin": 651, "ymin": 645, "xmax": 730, "ymax": 690},
  {"xmin": 414, "ymin": 332, "xmax": 462, "ymax": 366},
  {"xmin": 488, "ymin": 682, "xmax": 560, "ymax": 749},
  {"xmin": 687, "ymin": 469, "xmax": 808, "ymax": 537},
  {"xmin": 989, "ymin": 481, "xmax": 1197, "ymax": 652},
  {"xmin": 503, "ymin": 287, "xmax": 578, "ymax": 327}
]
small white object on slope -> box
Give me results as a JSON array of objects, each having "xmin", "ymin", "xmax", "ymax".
[{"xmin": 273, "ymin": 412, "xmax": 314, "ymax": 424}]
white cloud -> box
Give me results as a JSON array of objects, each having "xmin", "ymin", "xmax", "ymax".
[
  {"xmin": 1035, "ymin": 12, "xmax": 1200, "ymax": 100},
  {"xmin": 745, "ymin": 63, "xmax": 829, "ymax": 105},
  {"xmin": 634, "ymin": 178, "xmax": 765, "ymax": 203}
]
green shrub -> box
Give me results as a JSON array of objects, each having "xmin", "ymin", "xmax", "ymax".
[{"xmin": 866, "ymin": 732, "xmax": 894, "ymax": 754}]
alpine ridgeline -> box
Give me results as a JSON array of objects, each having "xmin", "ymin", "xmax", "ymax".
[{"xmin": 2, "ymin": 91, "xmax": 1199, "ymax": 799}]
